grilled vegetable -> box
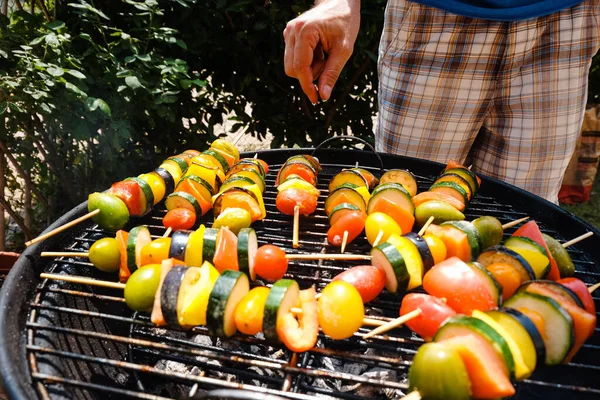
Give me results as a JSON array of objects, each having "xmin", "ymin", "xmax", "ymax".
[
  {"xmin": 415, "ymin": 200, "xmax": 465, "ymax": 227},
  {"xmin": 400, "ymin": 293, "xmax": 457, "ymax": 342},
  {"xmin": 558, "ymin": 278, "xmax": 596, "ymax": 314},
  {"xmin": 88, "ymin": 237, "xmax": 121, "ymax": 272},
  {"xmin": 161, "ymin": 266, "xmax": 191, "ymax": 326},
  {"xmin": 178, "ymin": 261, "xmax": 220, "ymax": 327},
  {"xmin": 380, "ymin": 169, "xmax": 418, "ymax": 197},
  {"xmin": 441, "ymin": 221, "xmax": 483, "ymax": 261},
  {"xmin": 370, "ymin": 242, "xmax": 408, "ymax": 293},
  {"xmin": 471, "ymin": 216, "xmax": 503, "ymax": 250},
  {"xmin": 124, "ymin": 263, "xmax": 163, "ymax": 312},
  {"xmin": 88, "ymin": 192, "xmax": 130, "ymax": 231},
  {"xmin": 405, "ymin": 232, "xmax": 435, "ymax": 271},
  {"xmin": 254, "ymin": 244, "xmax": 288, "ymax": 282},
  {"xmin": 426, "ymin": 224, "xmax": 472, "ymax": 262},
  {"xmin": 138, "ymin": 172, "xmax": 166, "ymax": 205},
  {"xmin": 328, "ymin": 169, "xmax": 369, "ymax": 192},
  {"xmin": 165, "ymin": 192, "xmax": 202, "ymax": 216},
  {"xmin": 327, "ymin": 211, "xmax": 366, "ymax": 247},
  {"xmin": 125, "ymin": 177, "xmax": 154, "ymax": 215},
  {"xmin": 212, "ymin": 227, "xmax": 239, "ymax": 273},
  {"xmin": 542, "ymin": 233, "xmax": 576, "ymax": 278},
  {"xmin": 163, "ymin": 208, "xmax": 196, "ymax": 230},
  {"xmin": 367, "ymin": 184, "xmax": 415, "ymax": 235},
  {"xmin": 386, "ymin": 233, "xmax": 424, "ymax": 290},
  {"xmin": 276, "ymin": 188, "xmax": 318, "ymax": 216},
  {"xmin": 423, "ymin": 233, "xmax": 447, "ymax": 265},
  {"xmin": 504, "ymin": 236, "xmax": 550, "ymax": 279},
  {"xmin": 151, "ymin": 259, "xmax": 175, "ymax": 326},
  {"xmin": 184, "ymin": 225, "xmax": 205, "ymax": 267},
  {"xmin": 325, "ymin": 184, "xmax": 367, "ymax": 215},
  {"xmin": 140, "ymin": 237, "xmax": 171, "ymax": 266},
  {"xmin": 238, "ymin": 228, "xmax": 258, "ymax": 280},
  {"xmin": 278, "ymin": 287, "xmax": 319, "ymax": 352},
  {"xmin": 412, "ymin": 191, "xmax": 466, "ymax": 212},
  {"xmin": 477, "ymin": 246, "xmax": 536, "ymax": 283},
  {"xmin": 513, "ymin": 221, "xmax": 560, "ymax": 280},
  {"xmin": 504, "ymin": 292, "xmax": 574, "ymax": 365},
  {"xmin": 318, "ymin": 281, "xmax": 364, "ymax": 340},
  {"xmin": 429, "ymin": 182, "xmax": 469, "ymax": 205},
  {"xmin": 126, "ymin": 225, "xmax": 152, "ymax": 274},
  {"xmin": 364, "ymin": 212, "xmax": 402, "ymax": 246},
  {"xmin": 213, "ymin": 207, "xmax": 252, "ymax": 234},
  {"xmin": 234, "ymin": 286, "xmax": 270, "ymax": 335},
  {"xmin": 168, "ymin": 230, "xmax": 190, "ymax": 261},
  {"xmin": 423, "ymin": 257, "xmax": 497, "ymax": 314},
  {"xmin": 206, "ymin": 270, "xmax": 250, "ymax": 337},
  {"xmin": 202, "ymin": 227, "xmax": 219, "ymax": 264},
  {"xmin": 485, "ymin": 262, "xmax": 522, "ymax": 299},
  {"xmin": 332, "ymin": 265, "xmax": 385, "ymax": 303},
  {"xmin": 263, "ymin": 279, "xmax": 300, "ymax": 341},
  {"xmin": 107, "ymin": 180, "xmax": 146, "ymax": 216},
  {"xmin": 408, "ymin": 342, "xmax": 471, "ymax": 400}
]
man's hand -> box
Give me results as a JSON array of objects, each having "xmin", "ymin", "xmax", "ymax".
[{"xmin": 283, "ymin": 0, "xmax": 360, "ymax": 103}]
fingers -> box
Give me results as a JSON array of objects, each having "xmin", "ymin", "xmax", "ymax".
[
  {"xmin": 293, "ymin": 30, "xmax": 319, "ymax": 104},
  {"xmin": 317, "ymin": 46, "xmax": 351, "ymax": 101},
  {"xmin": 283, "ymin": 25, "xmax": 296, "ymax": 78}
]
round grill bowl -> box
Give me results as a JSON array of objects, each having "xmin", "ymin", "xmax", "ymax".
[{"xmin": 1, "ymin": 148, "xmax": 599, "ymax": 400}]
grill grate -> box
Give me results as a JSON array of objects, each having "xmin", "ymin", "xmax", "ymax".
[{"xmin": 3, "ymin": 149, "xmax": 600, "ymax": 399}]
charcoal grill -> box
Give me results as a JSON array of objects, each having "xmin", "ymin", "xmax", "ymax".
[{"xmin": 1, "ymin": 145, "xmax": 600, "ymax": 400}]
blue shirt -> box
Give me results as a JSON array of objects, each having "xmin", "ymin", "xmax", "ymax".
[{"xmin": 411, "ymin": 0, "xmax": 585, "ymax": 21}]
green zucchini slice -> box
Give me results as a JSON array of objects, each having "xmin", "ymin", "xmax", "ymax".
[
  {"xmin": 206, "ymin": 270, "xmax": 250, "ymax": 337},
  {"xmin": 238, "ymin": 228, "xmax": 258, "ymax": 280},
  {"xmin": 263, "ymin": 279, "xmax": 300, "ymax": 341},
  {"xmin": 126, "ymin": 225, "xmax": 152, "ymax": 274}
]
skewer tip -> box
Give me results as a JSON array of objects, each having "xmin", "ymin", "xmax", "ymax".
[
  {"xmin": 292, "ymin": 205, "xmax": 300, "ymax": 249},
  {"xmin": 340, "ymin": 231, "xmax": 349, "ymax": 254}
]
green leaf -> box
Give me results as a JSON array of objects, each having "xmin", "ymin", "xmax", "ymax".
[
  {"xmin": 95, "ymin": 99, "xmax": 111, "ymax": 116},
  {"xmin": 68, "ymin": 3, "xmax": 110, "ymax": 20},
  {"xmin": 125, "ymin": 76, "xmax": 143, "ymax": 89},
  {"xmin": 67, "ymin": 70, "xmax": 86, "ymax": 79},
  {"xmin": 30, "ymin": 36, "xmax": 46, "ymax": 46},
  {"xmin": 117, "ymin": 85, "xmax": 127, "ymax": 92},
  {"xmin": 136, "ymin": 53, "xmax": 151, "ymax": 62},
  {"xmin": 45, "ymin": 33, "xmax": 60, "ymax": 48},
  {"xmin": 47, "ymin": 66, "xmax": 64, "ymax": 77},
  {"xmin": 175, "ymin": 39, "xmax": 187, "ymax": 50},
  {"xmin": 124, "ymin": 55, "xmax": 136, "ymax": 63},
  {"xmin": 86, "ymin": 97, "xmax": 99, "ymax": 111},
  {"xmin": 65, "ymin": 82, "xmax": 88, "ymax": 98},
  {"xmin": 46, "ymin": 21, "xmax": 66, "ymax": 30},
  {"xmin": 0, "ymin": 49, "xmax": 6, "ymax": 58}
]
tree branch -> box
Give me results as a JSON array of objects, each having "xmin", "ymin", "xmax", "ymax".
[
  {"xmin": 36, "ymin": 0, "xmax": 51, "ymax": 21},
  {"xmin": 0, "ymin": 197, "xmax": 33, "ymax": 239}
]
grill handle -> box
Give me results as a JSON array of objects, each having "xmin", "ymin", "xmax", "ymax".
[{"xmin": 312, "ymin": 135, "xmax": 384, "ymax": 175}]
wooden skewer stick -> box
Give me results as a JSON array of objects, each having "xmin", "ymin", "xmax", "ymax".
[
  {"xmin": 286, "ymin": 253, "xmax": 371, "ymax": 261},
  {"xmin": 292, "ymin": 205, "xmax": 300, "ymax": 249},
  {"xmin": 372, "ymin": 231, "xmax": 385, "ymax": 247},
  {"xmin": 588, "ymin": 282, "xmax": 600, "ymax": 294},
  {"xmin": 417, "ymin": 216, "xmax": 435, "ymax": 236},
  {"xmin": 41, "ymin": 252, "xmax": 90, "ymax": 258},
  {"xmin": 340, "ymin": 231, "xmax": 349, "ymax": 254},
  {"xmin": 562, "ymin": 231, "xmax": 594, "ymax": 248},
  {"xmin": 362, "ymin": 308, "xmax": 422, "ymax": 339},
  {"xmin": 501, "ymin": 216, "xmax": 529, "ymax": 230},
  {"xmin": 25, "ymin": 209, "xmax": 101, "ymax": 247},
  {"xmin": 40, "ymin": 273, "xmax": 389, "ymax": 327},
  {"xmin": 402, "ymin": 391, "xmax": 421, "ymax": 400},
  {"xmin": 232, "ymin": 130, "xmax": 245, "ymax": 147},
  {"xmin": 163, "ymin": 227, "xmax": 172, "ymax": 238}
]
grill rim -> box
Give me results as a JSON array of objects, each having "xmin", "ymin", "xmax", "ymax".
[{"xmin": 1, "ymin": 147, "xmax": 600, "ymax": 400}]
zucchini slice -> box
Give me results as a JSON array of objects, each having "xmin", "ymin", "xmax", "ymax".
[
  {"xmin": 263, "ymin": 279, "xmax": 300, "ymax": 341},
  {"xmin": 495, "ymin": 308, "xmax": 546, "ymax": 366},
  {"xmin": 370, "ymin": 243, "xmax": 409, "ymax": 293},
  {"xmin": 165, "ymin": 192, "xmax": 202, "ymax": 215},
  {"xmin": 369, "ymin": 182, "xmax": 414, "ymax": 214},
  {"xmin": 477, "ymin": 246, "xmax": 536, "ymax": 283},
  {"xmin": 203, "ymin": 227, "xmax": 219, "ymax": 264},
  {"xmin": 168, "ymin": 230, "xmax": 190, "ymax": 261},
  {"xmin": 434, "ymin": 173, "xmax": 473, "ymax": 200},
  {"xmin": 167, "ymin": 156, "xmax": 190, "ymax": 174},
  {"xmin": 328, "ymin": 203, "xmax": 362, "ymax": 226},
  {"xmin": 404, "ymin": 232, "xmax": 434, "ymax": 271},
  {"xmin": 504, "ymin": 236, "xmax": 550, "ymax": 279},
  {"xmin": 328, "ymin": 170, "xmax": 369, "ymax": 193},
  {"xmin": 442, "ymin": 167, "xmax": 479, "ymax": 194},
  {"xmin": 517, "ymin": 280, "xmax": 584, "ymax": 308},
  {"xmin": 386, "ymin": 234, "xmax": 424, "ymax": 290},
  {"xmin": 126, "ymin": 225, "xmax": 152, "ymax": 274},
  {"xmin": 324, "ymin": 185, "xmax": 367, "ymax": 216},
  {"xmin": 160, "ymin": 266, "xmax": 189, "ymax": 326},
  {"xmin": 442, "ymin": 221, "xmax": 483, "ymax": 260},
  {"xmin": 504, "ymin": 292, "xmax": 574, "ymax": 365},
  {"xmin": 429, "ymin": 182, "xmax": 469, "ymax": 206},
  {"xmin": 379, "ymin": 169, "xmax": 418, "ymax": 197},
  {"xmin": 238, "ymin": 228, "xmax": 258, "ymax": 280},
  {"xmin": 206, "ymin": 270, "xmax": 250, "ymax": 337},
  {"xmin": 434, "ymin": 315, "xmax": 516, "ymax": 379},
  {"xmin": 203, "ymin": 149, "xmax": 230, "ymax": 173},
  {"xmin": 179, "ymin": 174, "xmax": 215, "ymax": 199},
  {"xmin": 154, "ymin": 167, "xmax": 175, "ymax": 195}
]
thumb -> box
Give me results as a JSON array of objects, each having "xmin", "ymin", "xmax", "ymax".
[{"xmin": 317, "ymin": 47, "xmax": 350, "ymax": 101}]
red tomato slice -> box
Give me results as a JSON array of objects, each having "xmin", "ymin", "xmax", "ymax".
[
  {"xmin": 116, "ymin": 230, "xmax": 130, "ymax": 283},
  {"xmin": 163, "ymin": 208, "xmax": 196, "ymax": 230},
  {"xmin": 276, "ymin": 189, "xmax": 318, "ymax": 216},
  {"xmin": 108, "ymin": 181, "xmax": 144, "ymax": 216},
  {"xmin": 212, "ymin": 227, "xmax": 239, "ymax": 273},
  {"xmin": 400, "ymin": 293, "xmax": 456, "ymax": 341},
  {"xmin": 426, "ymin": 224, "xmax": 471, "ymax": 262},
  {"xmin": 367, "ymin": 196, "xmax": 415, "ymax": 234},
  {"xmin": 327, "ymin": 211, "xmax": 366, "ymax": 246},
  {"xmin": 525, "ymin": 284, "xmax": 596, "ymax": 362},
  {"xmin": 276, "ymin": 164, "xmax": 317, "ymax": 186},
  {"xmin": 423, "ymin": 257, "xmax": 496, "ymax": 314},
  {"xmin": 333, "ymin": 265, "xmax": 385, "ymax": 303},
  {"xmin": 513, "ymin": 221, "xmax": 560, "ymax": 281},
  {"xmin": 558, "ymin": 278, "xmax": 596, "ymax": 314},
  {"xmin": 441, "ymin": 334, "xmax": 515, "ymax": 398}
]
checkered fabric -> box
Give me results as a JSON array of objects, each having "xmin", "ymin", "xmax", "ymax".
[{"xmin": 376, "ymin": 0, "xmax": 600, "ymax": 203}]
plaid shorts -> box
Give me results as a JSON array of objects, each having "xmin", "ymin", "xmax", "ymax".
[{"xmin": 376, "ymin": 0, "xmax": 600, "ymax": 203}]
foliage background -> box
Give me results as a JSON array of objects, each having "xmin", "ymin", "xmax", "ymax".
[{"xmin": 0, "ymin": 0, "xmax": 385, "ymax": 250}]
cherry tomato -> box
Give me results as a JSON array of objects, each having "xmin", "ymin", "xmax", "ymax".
[
  {"xmin": 558, "ymin": 277, "xmax": 596, "ymax": 314},
  {"xmin": 333, "ymin": 265, "xmax": 385, "ymax": 303},
  {"xmin": 140, "ymin": 237, "xmax": 171, "ymax": 266},
  {"xmin": 234, "ymin": 287, "xmax": 270, "ymax": 335},
  {"xmin": 163, "ymin": 208, "xmax": 196, "ymax": 230},
  {"xmin": 254, "ymin": 245, "xmax": 288, "ymax": 281},
  {"xmin": 318, "ymin": 281, "xmax": 364, "ymax": 339},
  {"xmin": 400, "ymin": 293, "xmax": 456, "ymax": 341},
  {"xmin": 423, "ymin": 233, "xmax": 447, "ymax": 265},
  {"xmin": 365, "ymin": 212, "xmax": 402, "ymax": 246},
  {"xmin": 88, "ymin": 237, "xmax": 121, "ymax": 272},
  {"xmin": 327, "ymin": 211, "xmax": 366, "ymax": 246},
  {"xmin": 276, "ymin": 189, "xmax": 318, "ymax": 216}
]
